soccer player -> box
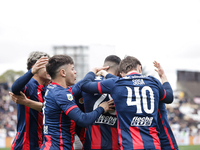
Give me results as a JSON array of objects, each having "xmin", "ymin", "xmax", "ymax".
[
  {"xmin": 40, "ymin": 55, "xmax": 113, "ymax": 150},
  {"xmin": 11, "ymin": 51, "xmax": 50, "ymax": 150},
  {"xmin": 98, "ymin": 60, "xmax": 179, "ymax": 150},
  {"xmin": 81, "ymin": 55, "xmax": 121, "ymax": 150},
  {"xmin": 153, "ymin": 61, "xmax": 178, "ymax": 150},
  {"xmin": 80, "ymin": 56, "xmax": 174, "ymax": 150}
]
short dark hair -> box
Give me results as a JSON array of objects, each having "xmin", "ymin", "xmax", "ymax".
[
  {"xmin": 104, "ymin": 55, "xmax": 121, "ymax": 65},
  {"xmin": 27, "ymin": 51, "xmax": 50, "ymax": 70},
  {"xmin": 46, "ymin": 55, "xmax": 74, "ymax": 79},
  {"xmin": 119, "ymin": 56, "xmax": 142, "ymax": 74},
  {"xmin": 104, "ymin": 55, "xmax": 121, "ymax": 76}
]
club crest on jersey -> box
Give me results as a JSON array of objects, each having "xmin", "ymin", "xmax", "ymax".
[
  {"xmin": 79, "ymin": 98, "xmax": 84, "ymax": 104},
  {"xmin": 67, "ymin": 94, "xmax": 73, "ymax": 101}
]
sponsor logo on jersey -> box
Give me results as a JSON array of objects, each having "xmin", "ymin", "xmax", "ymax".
[
  {"xmin": 131, "ymin": 116, "xmax": 153, "ymax": 126},
  {"xmin": 95, "ymin": 114, "xmax": 117, "ymax": 126},
  {"xmin": 67, "ymin": 94, "xmax": 73, "ymax": 101}
]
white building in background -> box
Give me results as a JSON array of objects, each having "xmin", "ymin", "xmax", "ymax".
[{"xmin": 53, "ymin": 44, "xmax": 116, "ymax": 82}]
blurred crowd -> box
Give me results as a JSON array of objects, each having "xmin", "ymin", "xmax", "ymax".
[
  {"xmin": 0, "ymin": 83, "xmax": 17, "ymax": 137},
  {"xmin": 166, "ymin": 91, "xmax": 200, "ymax": 138},
  {"xmin": 0, "ymin": 82, "xmax": 200, "ymax": 138}
]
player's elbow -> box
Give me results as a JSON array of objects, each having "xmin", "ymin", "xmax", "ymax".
[
  {"xmin": 165, "ymin": 94, "xmax": 174, "ymax": 104},
  {"xmin": 11, "ymin": 85, "xmax": 20, "ymax": 95}
]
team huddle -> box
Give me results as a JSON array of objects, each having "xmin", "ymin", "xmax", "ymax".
[{"xmin": 9, "ymin": 51, "xmax": 179, "ymax": 150}]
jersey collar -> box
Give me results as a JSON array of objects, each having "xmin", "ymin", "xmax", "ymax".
[
  {"xmin": 51, "ymin": 82, "xmax": 61, "ymax": 86},
  {"xmin": 126, "ymin": 71, "xmax": 140, "ymax": 76}
]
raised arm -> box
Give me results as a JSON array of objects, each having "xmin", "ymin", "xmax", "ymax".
[
  {"xmin": 153, "ymin": 61, "xmax": 168, "ymax": 84},
  {"xmin": 11, "ymin": 56, "xmax": 49, "ymax": 95},
  {"xmin": 154, "ymin": 61, "xmax": 174, "ymax": 104},
  {"xmin": 9, "ymin": 91, "xmax": 43, "ymax": 112}
]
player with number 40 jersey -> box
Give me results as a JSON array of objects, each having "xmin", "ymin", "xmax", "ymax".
[{"xmin": 80, "ymin": 56, "xmax": 174, "ymax": 150}]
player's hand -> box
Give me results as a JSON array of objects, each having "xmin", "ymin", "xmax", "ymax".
[
  {"xmin": 96, "ymin": 70, "xmax": 108, "ymax": 77},
  {"xmin": 91, "ymin": 66, "xmax": 109, "ymax": 74},
  {"xmin": 107, "ymin": 99, "xmax": 116, "ymax": 114},
  {"xmin": 99, "ymin": 99, "xmax": 115, "ymax": 113},
  {"xmin": 153, "ymin": 61, "xmax": 168, "ymax": 83},
  {"xmin": 153, "ymin": 61, "xmax": 165, "ymax": 78},
  {"xmin": 9, "ymin": 91, "xmax": 28, "ymax": 105},
  {"xmin": 31, "ymin": 56, "xmax": 49, "ymax": 74}
]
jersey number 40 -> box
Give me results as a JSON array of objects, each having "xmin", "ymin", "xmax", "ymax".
[{"xmin": 126, "ymin": 86, "xmax": 155, "ymax": 114}]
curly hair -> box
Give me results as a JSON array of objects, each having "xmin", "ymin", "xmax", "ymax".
[{"xmin": 27, "ymin": 51, "xmax": 50, "ymax": 70}]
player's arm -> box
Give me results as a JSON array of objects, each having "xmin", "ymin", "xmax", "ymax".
[
  {"xmin": 80, "ymin": 67, "xmax": 114, "ymax": 94},
  {"xmin": 66, "ymin": 100, "xmax": 114, "ymax": 127},
  {"xmin": 11, "ymin": 56, "xmax": 49, "ymax": 95},
  {"xmin": 9, "ymin": 91, "xmax": 42, "ymax": 112},
  {"xmin": 153, "ymin": 61, "xmax": 168, "ymax": 84},
  {"xmin": 154, "ymin": 61, "xmax": 174, "ymax": 104},
  {"xmin": 71, "ymin": 80, "xmax": 83, "ymax": 105},
  {"xmin": 96, "ymin": 70, "xmax": 118, "ymax": 79}
]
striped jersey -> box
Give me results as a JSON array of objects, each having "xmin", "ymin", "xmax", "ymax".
[
  {"xmin": 80, "ymin": 72, "xmax": 174, "ymax": 150},
  {"xmin": 158, "ymin": 102, "xmax": 178, "ymax": 150},
  {"xmin": 40, "ymin": 82, "xmax": 104, "ymax": 150},
  {"xmin": 81, "ymin": 76, "xmax": 118, "ymax": 150},
  {"xmin": 11, "ymin": 78, "xmax": 45, "ymax": 150},
  {"xmin": 106, "ymin": 74, "xmax": 178, "ymax": 150}
]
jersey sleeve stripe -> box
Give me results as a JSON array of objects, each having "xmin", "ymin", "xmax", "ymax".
[
  {"xmin": 160, "ymin": 90, "xmax": 167, "ymax": 101},
  {"xmin": 129, "ymin": 127, "xmax": 144, "ymax": 149},
  {"xmin": 91, "ymin": 125, "xmax": 101, "ymax": 149},
  {"xmin": 149, "ymin": 127, "xmax": 161, "ymax": 150},
  {"xmin": 65, "ymin": 105, "xmax": 78, "ymax": 115},
  {"xmin": 158, "ymin": 110, "xmax": 175, "ymax": 149},
  {"xmin": 98, "ymin": 82, "xmax": 103, "ymax": 94}
]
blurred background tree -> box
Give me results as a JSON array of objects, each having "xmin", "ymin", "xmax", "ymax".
[{"xmin": 0, "ymin": 70, "xmax": 24, "ymax": 83}]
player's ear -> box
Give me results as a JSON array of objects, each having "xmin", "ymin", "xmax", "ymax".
[
  {"xmin": 120, "ymin": 72, "xmax": 125, "ymax": 77},
  {"xmin": 60, "ymin": 68, "xmax": 66, "ymax": 77},
  {"xmin": 137, "ymin": 65, "xmax": 142, "ymax": 74}
]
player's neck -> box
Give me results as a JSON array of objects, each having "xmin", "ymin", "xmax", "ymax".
[
  {"xmin": 52, "ymin": 78, "xmax": 68, "ymax": 88},
  {"xmin": 126, "ymin": 70, "xmax": 140, "ymax": 75},
  {"xmin": 33, "ymin": 76, "xmax": 47, "ymax": 86}
]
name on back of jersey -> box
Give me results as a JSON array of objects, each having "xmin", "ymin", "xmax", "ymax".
[
  {"xmin": 131, "ymin": 116, "xmax": 153, "ymax": 126},
  {"xmin": 132, "ymin": 79, "xmax": 145, "ymax": 85}
]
